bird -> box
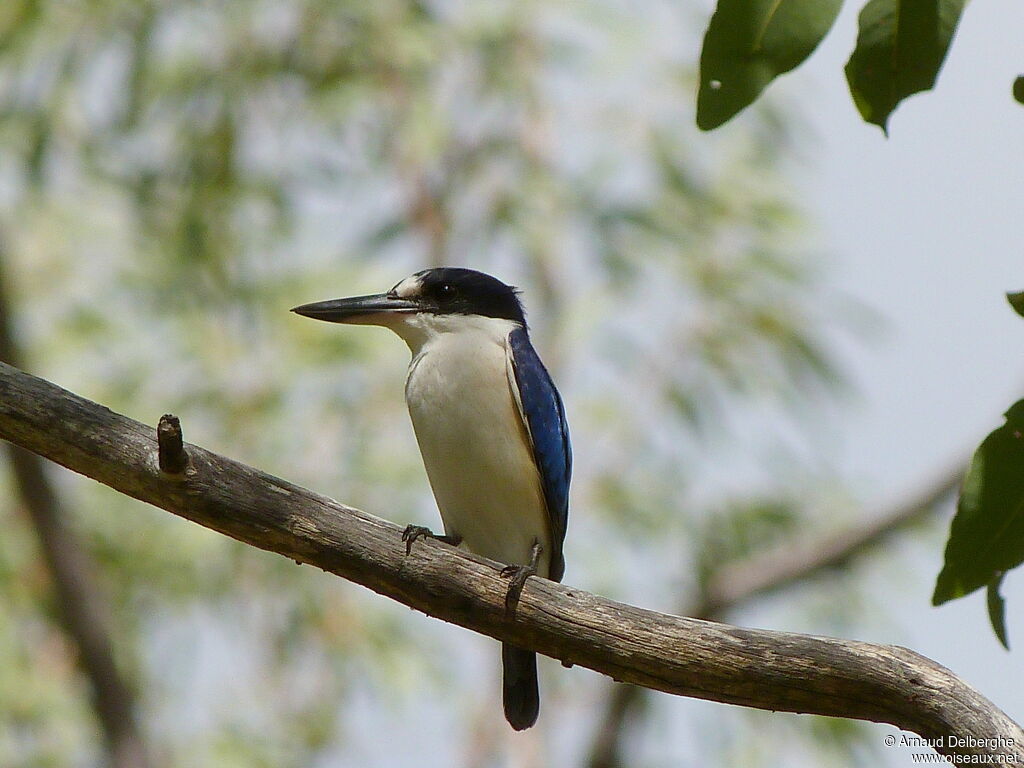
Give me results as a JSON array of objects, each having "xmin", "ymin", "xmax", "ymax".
[{"xmin": 291, "ymin": 267, "xmax": 571, "ymax": 731}]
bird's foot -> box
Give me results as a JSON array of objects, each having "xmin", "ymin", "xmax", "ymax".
[
  {"xmin": 500, "ymin": 564, "xmax": 536, "ymax": 616},
  {"xmin": 500, "ymin": 540, "xmax": 542, "ymax": 617},
  {"xmin": 401, "ymin": 525, "xmax": 462, "ymax": 556}
]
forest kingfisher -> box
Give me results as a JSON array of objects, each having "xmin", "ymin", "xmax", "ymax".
[{"xmin": 292, "ymin": 267, "xmax": 571, "ymax": 731}]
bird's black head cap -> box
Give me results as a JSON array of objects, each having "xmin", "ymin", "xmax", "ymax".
[{"xmin": 402, "ymin": 268, "xmax": 526, "ymax": 326}]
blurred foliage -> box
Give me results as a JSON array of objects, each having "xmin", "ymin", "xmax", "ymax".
[
  {"xmin": 0, "ymin": 1, "xmax": 865, "ymax": 766},
  {"xmin": 694, "ymin": 496, "xmax": 803, "ymax": 589}
]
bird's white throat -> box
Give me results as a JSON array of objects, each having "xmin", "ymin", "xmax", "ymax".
[
  {"xmin": 396, "ymin": 312, "xmax": 553, "ymax": 576},
  {"xmin": 386, "ymin": 311, "xmax": 521, "ymax": 358}
]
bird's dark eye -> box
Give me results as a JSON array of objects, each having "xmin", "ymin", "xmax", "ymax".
[{"xmin": 438, "ymin": 283, "xmax": 454, "ymax": 296}]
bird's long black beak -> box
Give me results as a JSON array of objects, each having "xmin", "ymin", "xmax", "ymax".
[{"xmin": 290, "ymin": 293, "xmax": 419, "ymax": 323}]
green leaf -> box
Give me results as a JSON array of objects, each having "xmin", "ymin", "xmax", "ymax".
[
  {"xmin": 1014, "ymin": 76, "xmax": 1024, "ymax": 106},
  {"xmin": 845, "ymin": 0, "xmax": 967, "ymax": 133},
  {"xmin": 1008, "ymin": 291, "xmax": 1024, "ymax": 319},
  {"xmin": 987, "ymin": 572, "xmax": 1009, "ymax": 650},
  {"xmin": 934, "ymin": 400, "xmax": 1024, "ymax": 607},
  {"xmin": 697, "ymin": 0, "xmax": 844, "ymax": 131}
]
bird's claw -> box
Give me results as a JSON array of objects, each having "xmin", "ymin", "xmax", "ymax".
[
  {"xmin": 501, "ymin": 540, "xmax": 543, "ymax": 617},
  {"xmin": 500, "ymin": 563, "xmax": 530, "ymax": 578},
  {"xmin": 501, "ymin": 563, "xmax": 537, "ymax": 617},
  {"xmin": 401, "ymin": 525, "xmax": 462, "ymax": 555},
  {"xmin": 402, "ymin": 525, "xmax": 434, "ymax": 555}
]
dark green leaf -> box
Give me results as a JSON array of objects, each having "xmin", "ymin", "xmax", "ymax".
[
  {"xmin": 1014, "ymin": 76, "xmax": 1024, "ymax": 106},
  {"xmin": 934, "ymin": 400, "xmax": 1024, "ymax": 606},
  {"xmin": 1008, "ymin": 291, "xmax": 1024, "ymax": 318},
  {"xmin": 845, "ymin": 0, "xmax": 967, "ymax": 133},
  {"xmin": 697, "ymin": 0, "xmax": 843, "ymax": 131},
  {"xmin": 987, "ymin": 572, "xmax": 1009, "ymax": 650}
]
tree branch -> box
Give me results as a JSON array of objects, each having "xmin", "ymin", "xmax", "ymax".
[
  {"xmin": 0, "ymin": 361, "xmax": 1018, "ymax": 764},
  {"xmin": 586, "ymin": 466, "xmax": 965, "ymax": 768}
]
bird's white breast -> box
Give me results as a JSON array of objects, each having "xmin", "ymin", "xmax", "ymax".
[{"xmin": 398, "ymin": 314, "xmax": 553, "ymax": 577}]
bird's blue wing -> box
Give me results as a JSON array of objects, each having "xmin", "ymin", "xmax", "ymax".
[{"xmin": 507, "ymin": 327, "xmax": 571, "ymax": 582}]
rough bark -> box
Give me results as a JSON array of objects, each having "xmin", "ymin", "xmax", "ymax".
[{"xmin": 0, "ymin": 360, "xmax": 1019, "ymax": 764}]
